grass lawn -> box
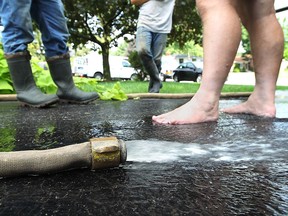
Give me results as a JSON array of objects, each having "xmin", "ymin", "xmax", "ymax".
[{"xmin": 98, "ymin": 80, "xmax": 288, "ymax": 94}]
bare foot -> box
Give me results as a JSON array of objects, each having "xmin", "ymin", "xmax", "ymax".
[
  {"xmin": 222, "ymin": 97, "xmax": 276, "ymax": 118},
  {"xmin": 152, "ymin": 94, "xmax": 219, "ymax": 125}
]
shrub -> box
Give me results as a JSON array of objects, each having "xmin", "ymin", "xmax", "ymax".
[{"xmin": 0, "ymin": 44, "xmax": 127, "ymax": 101}]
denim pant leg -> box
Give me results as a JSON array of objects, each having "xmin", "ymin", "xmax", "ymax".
[
  {"xmin": 152, "ymin": 33, "xmax": 167, "ymax": 75},
  {"xmin": 0, "ymin": 0, "xmax": 34, "ymax": 54},
  {"xmin": 136, "ymin": 27, "xmax": 167, "ymax": 82},
  {"xmin": 31, "ymin": 0, "xmax": 69, "ymax": 58}
]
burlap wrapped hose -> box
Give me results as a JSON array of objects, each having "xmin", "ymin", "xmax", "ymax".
[{"xmin": 0, "ymin": 137, "xmax": 127, "ymax": 178}]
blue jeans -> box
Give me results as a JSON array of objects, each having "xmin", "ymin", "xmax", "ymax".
[
  {"xmin": 0, "ymin": 0, "xmax": 69, "ymax": 57},
  {"xmin": 136, "ymin": 26, "xmax": 167, "ymax": 83}
]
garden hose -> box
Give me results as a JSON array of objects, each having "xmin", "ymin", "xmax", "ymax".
[
  {"xmin": 0, "ymin": 92, "xmax": 251, "ymax": 101},
  {"xmin": 0, "ymin": 137, "xmax": 127, "ymax": 178}
]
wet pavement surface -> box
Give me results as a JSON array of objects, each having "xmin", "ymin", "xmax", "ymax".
[{"xmin": 0, "ymin": 92, "xmax": 288, "ymax": 215}]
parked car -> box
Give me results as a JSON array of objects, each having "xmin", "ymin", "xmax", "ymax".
[{"xmin": 172, "ymin": 62, "xmax": 202, "ymax": 82}]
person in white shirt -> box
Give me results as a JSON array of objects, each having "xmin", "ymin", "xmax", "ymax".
[{"xmin": 131, "ymin": 0, "xmax": 175, "ymax": 93}]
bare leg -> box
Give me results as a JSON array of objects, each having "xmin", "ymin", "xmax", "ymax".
[
  {"xmin": 152, "ymin": 0, "xmax": 241, "ymax": 124},
  {"xmin": 222, "ymin": 0, "xmax": 284, "ymax": 117}
]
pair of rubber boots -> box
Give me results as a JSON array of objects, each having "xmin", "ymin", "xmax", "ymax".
[{"xmin": 6, "ymin": 51, "xmax": 99, "ymax": 108}]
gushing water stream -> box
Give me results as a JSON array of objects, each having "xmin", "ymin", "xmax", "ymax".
[{"xmin": 126, "ymin": 139, "xmax": 288, "ymax": 163}]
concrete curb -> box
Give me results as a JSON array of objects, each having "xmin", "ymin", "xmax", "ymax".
[
  {"xmin": 126, "ymin": 92, "xmax": 251, "ymax": 99},
  {"xmin": 0, "ymin": 93, "xmax": 251, "ymax": 102}
]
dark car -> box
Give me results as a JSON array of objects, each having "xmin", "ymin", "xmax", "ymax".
[{"xmin": 172, "ymin": 62, "xmax": 202, "ymax": 82}]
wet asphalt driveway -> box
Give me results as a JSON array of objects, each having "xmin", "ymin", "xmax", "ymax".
[{"xmin": 0, "ymin": 93, "xmax": 288, "ymax": 215}]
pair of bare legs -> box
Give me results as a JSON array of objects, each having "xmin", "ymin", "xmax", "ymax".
[{"xmin": 152, "ymin": 0, "xmax": 284, "ymax": 125}]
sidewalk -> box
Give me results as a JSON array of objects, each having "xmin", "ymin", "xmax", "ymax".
[
  {"xmin": 0, "ymin": 99, "xmax": 287, "ymax": 215},
  {"xmin": 226, "ymin": 71, "xmax": 288, "ymax": 86}
]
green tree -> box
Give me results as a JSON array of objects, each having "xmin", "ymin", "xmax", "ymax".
[
  {"xmin": 111, "ymin": 41, "xmax": 129, "ymax": 56},
  {"xmin": 169, "ymin": 0, "xmax": 202, "ymax": 47},
  {"xmin": 63, "ymin": 0, "xmax": 202, "ymax": 80},
  {"xmin": 63, "ymin": 0, "xmax": 139, "ymax": 80},
  {"xmin": 165, "ymin": 40, "xmax": 203, "ymax": 57}
]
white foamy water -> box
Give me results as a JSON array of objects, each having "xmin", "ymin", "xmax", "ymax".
[{"xmin": 126, "ymin": 139, "xmax": 287, "ymax": 163}]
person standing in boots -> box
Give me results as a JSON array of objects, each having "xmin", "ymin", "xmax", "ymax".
[
  {"xmin": 0, "ymin": 0, "xmax": 99, "ymax": 108},
  {"xmin": 131, "ymin": 0, "xmax": 175, "ymax": 93}
]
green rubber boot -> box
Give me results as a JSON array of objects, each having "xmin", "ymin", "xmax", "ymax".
[
  {"xmin": 47, "ymin": 54, "xmax": 99, "ymax": 104},
  {"xmin": 6, "ymin": 52, "xmax": 59, "ymax": 108}
]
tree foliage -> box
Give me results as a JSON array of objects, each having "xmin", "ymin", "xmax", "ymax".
[
  {"xmin": 63, "ymin": 0, "xmax": 202, "ymax": 80},
  {"xmin": 166, "ymin": 40, "xmax": 203, "ymax": 57},
  {"xmin": 63, "ymin": 0, "xmax": 139, "ymax": 80},
  {"xmin": 63, "ymin": 0, "xmax": 138, "ymax": 48},
  {"xmin": 169, "ymin": 0, "xmax": 202, "ymax": 47}
]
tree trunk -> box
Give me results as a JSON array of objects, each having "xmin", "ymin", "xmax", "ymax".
[{"xmin": 102, "ymin": 44, "xmax": 111, "ymax": 81}]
